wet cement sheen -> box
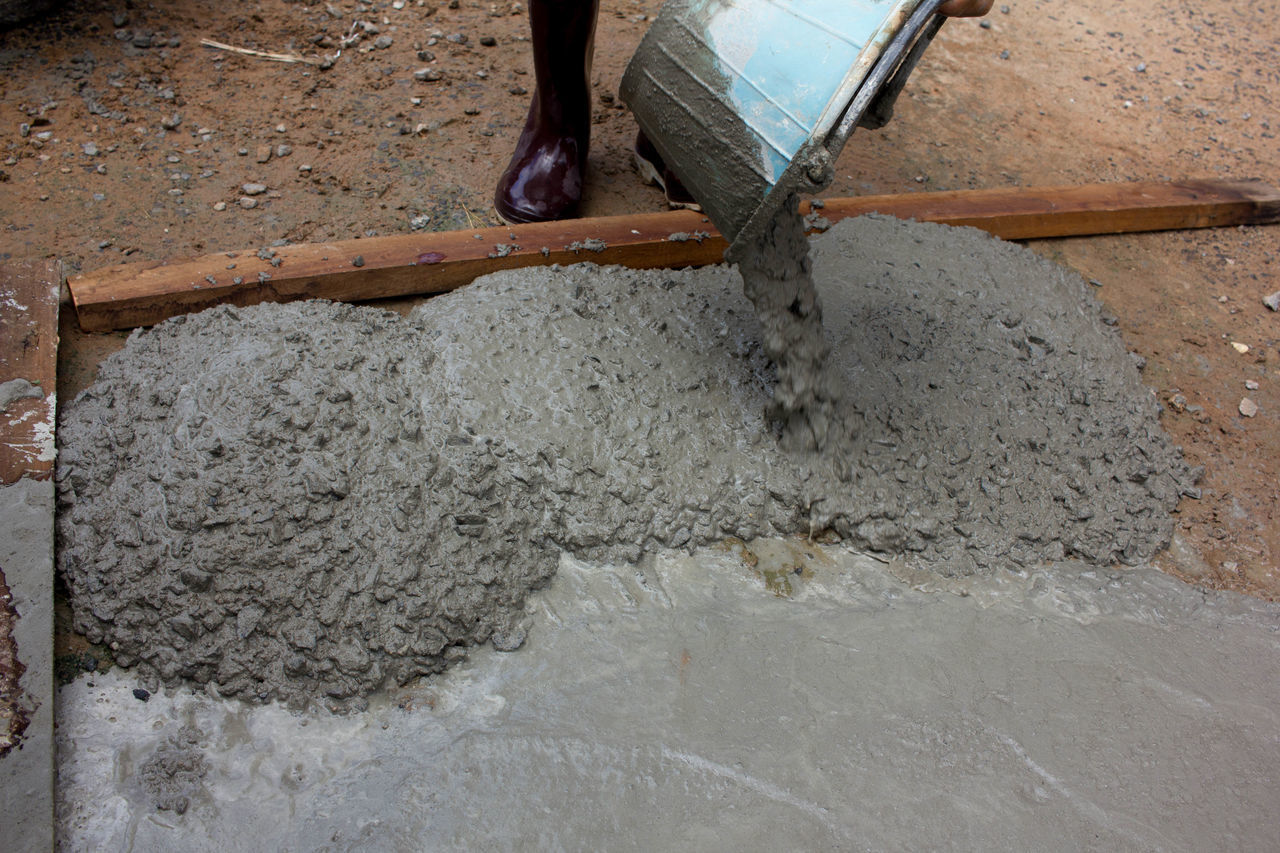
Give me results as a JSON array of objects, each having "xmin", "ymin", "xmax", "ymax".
[
  {"xmin": 56, "ymin": 547, "xmax": 1280, "ymax": 850},
  {"xmin": 56, "ymin": 216, "xmax": 1197, "ymax": 709}
]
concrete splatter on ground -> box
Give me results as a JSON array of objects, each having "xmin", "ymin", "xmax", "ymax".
[{"xmin": 55, "ymin": 217, "xmax": 1196, "ymax": 709}]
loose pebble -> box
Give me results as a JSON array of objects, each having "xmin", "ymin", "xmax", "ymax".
[{"xmin": 1238, "ymin": 398, "xmax": 1258, "ymax": 418}]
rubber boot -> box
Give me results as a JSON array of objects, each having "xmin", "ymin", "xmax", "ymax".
[{"xmin": 494, "ymin": 0, "xmax": 599, "ymax": 224}]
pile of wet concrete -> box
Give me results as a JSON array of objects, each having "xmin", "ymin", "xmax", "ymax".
[{"xmin": 56, "ymin": 216, "xmax": 1197, "ymax": 710}]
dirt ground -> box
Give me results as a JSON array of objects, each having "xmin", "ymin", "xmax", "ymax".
[{"xmin": 1, "ymin": 0, "xmax": 1276, "ymax": 599}]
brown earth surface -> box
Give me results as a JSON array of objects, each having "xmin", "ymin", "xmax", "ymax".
[{"xmin": 1, "ymin": 0, "xmax": 1276, "ymax": 599}]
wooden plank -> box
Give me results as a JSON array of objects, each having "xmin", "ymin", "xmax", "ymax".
[
  {"xmin": 819, "ymin": 178, "xmax": 1280, "ymax": 240},
  {"xmin": 0, "ymin": 258, "xmax": 59, "ymax": 853},
  {"xmin": 70, "ymin": 209, "xmax": 730, "ymax": 332},
  {"xmin": 0, "ymin": 260, "xmax": 60, "ymax": 483},
  {"xmin": 69, "ymin": 179, "xmax": 1280, "ymax": 332}
]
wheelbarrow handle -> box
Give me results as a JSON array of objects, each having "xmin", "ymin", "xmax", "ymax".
[
  {"xmin": 858, "ymin": 12, "xmax": 947, "ymax": 130},
  {"xmin": 825, "ymin": 0, "xmax": 949, "ymax": 147}
]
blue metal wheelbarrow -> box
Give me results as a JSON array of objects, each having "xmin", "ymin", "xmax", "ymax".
[{"xmin": 620, "ymin": 0, "xmax": 946, "ymax": 257}]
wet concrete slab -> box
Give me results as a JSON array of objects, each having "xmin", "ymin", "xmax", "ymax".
[{"xmin": 57, "ymin": 542, "xmax": 1280, "ymax": 851}]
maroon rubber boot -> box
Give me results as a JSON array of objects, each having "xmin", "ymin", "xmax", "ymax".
[{"xmin": 494, "ymin": 0, "xmax": 599, "ymax": 224}]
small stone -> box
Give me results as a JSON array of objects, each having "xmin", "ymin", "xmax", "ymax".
[
  {"xmin": 447, "ymin": 33, "xmax": 468, "ymax": 44},
  {"xmin": 298, "ymin": 164, "xmax": 312, "ymax": 173},
  {"xmin": 509, "ymin": 85, "xmax": 528, "ymax": 95},
  {"xmin": 1230, "ymin": 341, "xmax": 1250, "ymax": 354},
  {"xmin": 82, "ymin": 141, "xmax": 99, "ymax": 156},
  {"xmin": 256, "ymin": 145, "xmax": 272, "ymax": 163},
  {"xmin": 132, "ymin": 33, "xmax": 152, "ymax": 48},
  {"xmin": 1263, "ymin": 291, "xmax": 1280, "ymax": 311},
  {"xmin": 373, "ymin": 35, "xmax": 394, "ymax": 49},
  {"xmin": 160, "ymin": 113, "xmax": 182, "ymax": 130},
  {"xmin": 417, "ymin": 49, "xmax": 436, "ymax": 62},
  {"xmin": 1238, "ymin": 398, "xmax": 1258, "ymax": 418},
  {"xmin": 276, "ymin": 144, "xmax": 292, "ymax": 157},
  {"xmin": 275, "ymin": 124, "xmax": 287, "ymax": 133},
  {"xmin": 409, "ymin": 213, "xmax": 431, "ymax": 230},
  {"xmin": 133, "ymin": 688, "xmax": 151, "ymax": 702},
  {"xmin": 239, "ymin": 196, "xmax": 258, "ymax": 209},
  {"xmin": 1135, "ymin": 62, "xmax": 1147, "ymax": 72},
  {"xmin": 1000, "ymin": 49, "xmax": 1011, "ymax": 60},
  {"xmin": 352, "ymin": 255, "xmax": 365, "ymax": 267},
  {"xmin": 241, "ymin": 182, "xmax": 268, "ymax": 195},
  {"xmin": 1244, "ymin": 380, "xmax": 1259, "ymax": 391},
  {"xmin": 213, "ymin": 201, "xmax": 227, "ymax": 211},
  {"xmin": 414, "ymin": 68, "xmax": 443, "ymax": 82},
  {"xmin": 480, "ymin": 36, "xmax": 497, "ymax": 46}
]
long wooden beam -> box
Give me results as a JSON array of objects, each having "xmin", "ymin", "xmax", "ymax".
[
  {"xmin": 0, "ymin": 258, "xmax": 60, "ymax": 853},
  {"xmin": 70, "ymin": 178, "xmax": 1280, "ymax": 331}
]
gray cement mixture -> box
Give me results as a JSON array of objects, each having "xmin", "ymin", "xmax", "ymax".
[
  {"xmin": 731, "ymin": 193, "xmax": 840, "ymax": 451},
  {"xmin": 56, "ymin": 216, "xmax": 1197, "ymax": 710},
  {"xmin": 55, "ymin": 547, "xmax": 1280, "ymax": 850}
]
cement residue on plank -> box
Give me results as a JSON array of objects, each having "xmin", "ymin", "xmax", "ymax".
[{"xmin": 55, "ymin": 217, "xmax": 1196, "ymax": 709}]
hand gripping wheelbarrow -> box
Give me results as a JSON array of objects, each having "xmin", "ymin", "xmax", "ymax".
[{"xmin": 620, "ymin": 0, "xmax": 947, "ymax": 259}]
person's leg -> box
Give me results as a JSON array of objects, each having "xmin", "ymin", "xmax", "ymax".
[
  {"xmin": 494, "ymin": 0, "xmax": 599, "ymax": 224},
  {"xmin": 633, "ymin": 130, "xmax": 701, "ymax": 212}
]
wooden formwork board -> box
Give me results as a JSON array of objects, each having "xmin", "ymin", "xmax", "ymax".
[
  {"xmin": 68, "ymin": 179, "xmax": 1280, "ymax": 332},
  {"xmin": 0, "ymin": 258, "xmax": 60, "ymax": 853}
]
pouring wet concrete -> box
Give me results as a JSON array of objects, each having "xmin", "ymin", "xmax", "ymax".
[
  {"xmin": 51, "ymin": 214, "xmax": 1272, "ymax": 847},
  {"xmin": 55, "ymin": 216, "xmax": 1196, "ymax": 711},
  {"xmin": 57, "ymin": 544, "xmax": 1280, "ymax": 850}
]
